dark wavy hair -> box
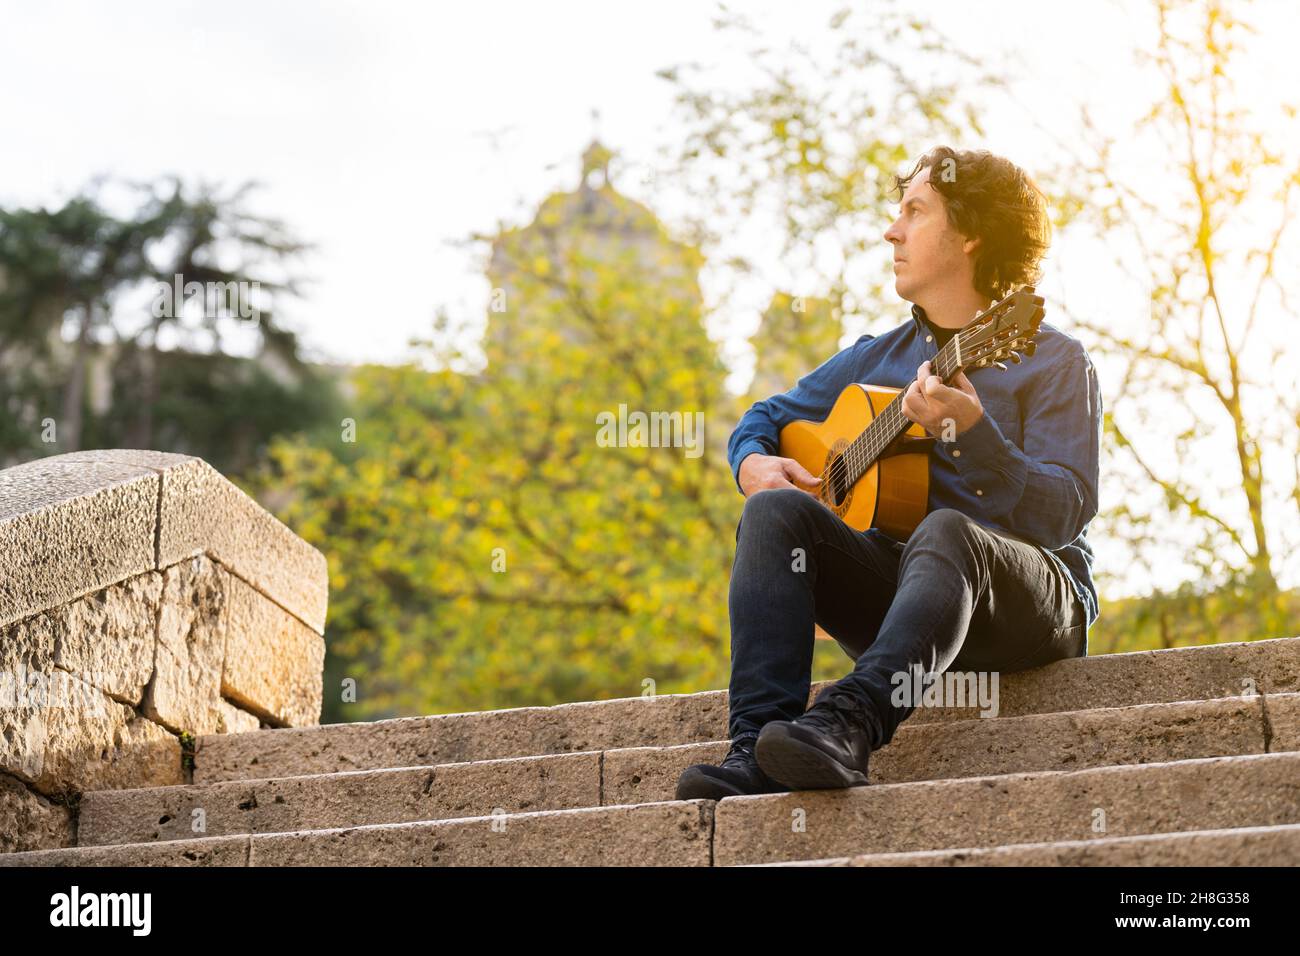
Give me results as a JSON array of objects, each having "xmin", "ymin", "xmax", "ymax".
[{"xmin": 892, "ymin": 146, "xmax": 1051, "ymax": 301}]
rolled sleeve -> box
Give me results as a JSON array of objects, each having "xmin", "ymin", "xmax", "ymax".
[
  {"xmin": 730, "ymin": 439, "xmax": 773, "ymax": 494},
  {"xmin": 726, "ymin": 334, "xmax": 874, "ymax": 497}
]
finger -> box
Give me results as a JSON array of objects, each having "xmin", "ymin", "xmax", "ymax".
[
  {"xmin": 901, "ymin": 390, "xmax": 925, "ymax": 424},
  {"xmin": 785, "ymin": 463, "xmax": 816, "ymax": 486},
  {"xmin": 792, "ymin": 478, "xmax": 820, "ymax": 495},
  {"xmin": 908, "ymin": 378, "xmax": 933, "ymax": 410},
  {"xmin": 777, "ymin": 472, "xmax": 818, "ymax": 496},
  {"xmin": 925, "ymin": 377, "xmax": 960, "ymax": 399},
  {"xmin": 785, "ymin": 459, "xmax": 822, "ymax": 486}
]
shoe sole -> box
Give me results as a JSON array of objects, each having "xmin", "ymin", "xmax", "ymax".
[
  {"xmin": 674, "ymin": 766, "xmax": 791, "ymax": 801},
  {"xmin": 674, "ymin": 767, "xmax": 748, "ymax": 801},
  {"xmin": 755, "ymin": 723, "xmax": 869, "ymax": 789}
]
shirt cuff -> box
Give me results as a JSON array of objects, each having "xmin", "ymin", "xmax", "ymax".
[
  {"xmin": 938, "ymin": 410, "xmax": 1013, "ymax": 476},
  {"xmin": 731, "ymin": 441, "xmax": 770, "ymax": 494}
]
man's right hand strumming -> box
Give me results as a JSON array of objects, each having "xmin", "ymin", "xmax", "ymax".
[{"xmin": 738, "ymin": 453, "xmax": 824, "ymax": 498}]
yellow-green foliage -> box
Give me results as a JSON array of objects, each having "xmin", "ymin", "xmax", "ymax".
[{"xmin": 252, "ymin": 186, "xmax": 782, "ymax": 720}]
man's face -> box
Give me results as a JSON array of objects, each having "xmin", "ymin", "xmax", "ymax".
[{"xmin": 884, "ymin": 164, "xmax": 977, "ymax": 304}]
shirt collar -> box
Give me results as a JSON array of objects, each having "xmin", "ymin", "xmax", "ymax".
[{"xmin": 910, "ymin": 302, "xmax": 930, "ymax": 336}]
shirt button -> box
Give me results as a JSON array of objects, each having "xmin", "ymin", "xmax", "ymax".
[
  {"xmin": 976, "ymin": 489, "xmax": 984, "ymax": 496},
  {"xmin": 925, "ymin": 334, "xmax": 933, "ymax": 343},
  {"xmin": 952, "ymin": 449, "xmax": 961, "ymax": 457}
]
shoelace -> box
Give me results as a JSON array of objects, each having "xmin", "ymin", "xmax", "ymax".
[
  {"xmin": 799, "ymin": 684, "xmax": 877, "ymax": 740},
  {"xmin": 720, "ymin": 736, "xmax": 759, "ymax": 770}
]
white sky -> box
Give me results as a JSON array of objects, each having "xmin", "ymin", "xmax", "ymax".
[
  {"xmin": 4, "ymin": 0, "xmax": 1298, "ymax": 598},
  {"xmin": 0, "ymin": 0, "xmax": 1156, "ymax": 366}
]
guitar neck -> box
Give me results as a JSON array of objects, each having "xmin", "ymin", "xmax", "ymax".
[
  {"xmin": 828, "ymin": 285, "xmax": 1043, "ymax": 492},
  {"xmin": 841, "ymin": 333, "xmax": 971, "ymax": 486}
]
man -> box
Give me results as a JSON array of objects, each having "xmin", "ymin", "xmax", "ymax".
[{"xmin": 676, "ymin": 146, "xmax": 1101, "ymax": 799}]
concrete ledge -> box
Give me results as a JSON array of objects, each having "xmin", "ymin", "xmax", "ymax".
[
  {"xmin": 879, "ymin": 633, "xmax": 1300, "ymax": 725},
  {"xmin": 758, "ymin": 823, "xmax": 1300, "ymax": 866},
  {"xmin": 0, "ymin": 449, "xmax": 329, "ymax": 851},
  {"xmin": 12, "ymin": 753, "xmax": 1300, "ymax": 866},
  {"xmin": 193, "ymin": 690, "xmax": 731, "ymax": 784},
  {"xmin": 0, "ymin": 772, "xmax": 74, "ymax": 854},
  {"xmin": 0, "ymin": 456, "xmax": 158, "ymax": 630},
  {"xmin": 155, "ymin": 455, "xmax": 327, "ymax": 635},
  {"xmin": 0, "ymin": 449, "xmax": 327, "ymax": 634},
  {"xmin": 604, "ymin": 692, "xmax": 1289, "ymax": 802}
]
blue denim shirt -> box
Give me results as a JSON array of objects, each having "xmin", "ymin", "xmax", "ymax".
[{"xmin": 728, "ymin": 303, "xmax": 1102, "ymax": 633}]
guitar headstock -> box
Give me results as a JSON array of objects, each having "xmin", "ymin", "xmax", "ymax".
[{"xmin": 954, "ymin": 286, "xmax": 1045, "ymax": 372}]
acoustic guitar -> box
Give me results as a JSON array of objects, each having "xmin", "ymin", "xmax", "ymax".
[{"xmin": 777, "ymin": 286, "xmax": 1045, "ymax": 541}]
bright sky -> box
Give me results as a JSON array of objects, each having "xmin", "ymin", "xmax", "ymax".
[
  {"xmin": 4, "ymin": 0, "xmax": 1298, "ymax": 598},
  {"xmin": 0, "ymin": 0, "xmax": 1154, "ymax": 365}
]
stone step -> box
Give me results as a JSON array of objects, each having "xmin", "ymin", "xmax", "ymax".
[
  {"xmin": 712, "ymin": 751, "xmax": 1300, "ymax": 866},
  {"xmin": 753, "ymin": 823, "xmax": 1300, "ymax": 866},
  {"xmin": 191, "ymin": 637, "xmax": 1300, "ymax": 784},
  {"xmin": 5, "ymin": 751, "xmax": 1298, "ymax": 866},
  {"xmin": 76, "ymin": 692, "xmax": 1298, "ymax": 846},
  {"xmin": 3, "ymin": 801, "xmax": 716, "ymax": 867}
]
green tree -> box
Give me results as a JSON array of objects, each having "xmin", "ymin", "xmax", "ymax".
[
  {"xmin": 124, "ymin": 178, "xmax": 311, "ymax": 452},
  {"xmin": 652, "ymin": 2, "xmax": 1007, "ymax": 344},
  {"xmin": 0, "ymin": 177, "xmax": 334, "ymax": 475},
  {"xmin": 249, "ymin": 3, "xmax": 1013, "ymax": 719},
  {"xmin": 0, "ymin": 191, "xmax": 168, "ymax": 451},
  {"xmin": 1048, "ymin": 0, "xmax": 1300, "ymax": 648},
  {"xmin": 745, "ymin": 292, "xmax": 843, "ymax": 404},
  {"xmin": 253, "ymin": 155, "xmax": 740, "ymax": 720}
]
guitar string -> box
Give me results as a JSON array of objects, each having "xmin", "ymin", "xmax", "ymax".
[
  {"xmin": 818, "ymin": 333, "xmax": 962, "ymax": 498},
  {"xmin": 819, "ymin": 299, "xmax": 1032, "ymax": 498},
  {"xmin": 822, "ymin": 352, "xmax": 947, "ymax": 497}
]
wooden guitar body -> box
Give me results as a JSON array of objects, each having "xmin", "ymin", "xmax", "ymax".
[
  {"xmin": 778, "ymin": 383, "xmax": 932, "ymax": 540},
  {"xmin": 773, "ymin": 285, "xmax": 1044, "ymax": 543},
  {"xmin": 767, "ymin": 286, "xmax": 1046, "ymax": 643}
]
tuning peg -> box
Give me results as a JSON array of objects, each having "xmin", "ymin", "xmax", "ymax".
[
  {"xmin": 993, "ymin": 361, "xmax": 1008, "ymax": 371},
  {"xmin": 1024, "ymin": 341, "xmax": 1037, "ymax": 357},
  {"xmin": 1008, "ymin": 352, "xmax": 1022, "ymax": 364}
]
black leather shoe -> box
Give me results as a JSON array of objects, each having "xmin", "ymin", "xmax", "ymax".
[
  {"xmin": 675, "ymin": 734, "xmax": 793, "ymax": 800},
  {"xmin": 754, "ymin": 681, "xmax": 880, "ymax": 789}
]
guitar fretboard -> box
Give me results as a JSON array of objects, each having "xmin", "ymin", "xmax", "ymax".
[{"xmin": 834, "ymin": 329, "xmax": 969, "ymax": 488}]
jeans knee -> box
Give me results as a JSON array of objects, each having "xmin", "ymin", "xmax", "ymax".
[
  {"xmin": 743, "ymin": 486, "xmax": 819, "ymax": 521},
  {"xmin": 903, "ymin": 508, "xmax": 979, "ymax": 555},
  {"xmin": 737, "ymin": 488, "xmax": 824, "ymax": 553}
]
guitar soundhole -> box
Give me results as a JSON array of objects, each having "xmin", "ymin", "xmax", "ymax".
[
  {"xmin": 826, "ymin": 460, "xmax": 851, "ymax": 505},
  {"xmin": 821, "ymin": 442, "xmax": 853, "ymax": 514}
]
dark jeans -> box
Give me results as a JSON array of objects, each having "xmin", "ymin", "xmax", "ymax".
[{"xmin": 727, "ymin": 487, "xmax": 1087, "ymax": 747}]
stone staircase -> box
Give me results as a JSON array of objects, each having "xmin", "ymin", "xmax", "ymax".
[{"xmin": 4, "ymin": 636, "xmax": 1299, "ymax": 866}]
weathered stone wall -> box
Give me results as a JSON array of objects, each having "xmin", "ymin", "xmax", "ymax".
[{"xmin": 0, "ymin": 450, "xmax": 328, "ymax": 853}]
